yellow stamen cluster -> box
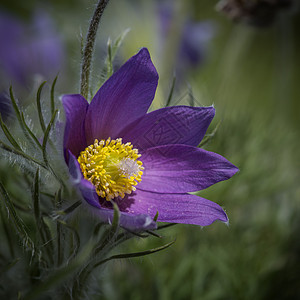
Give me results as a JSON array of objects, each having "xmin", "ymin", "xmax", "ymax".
[{"xmin": 77, "ymin": 138, "xmax": 144, "ymax": 201}]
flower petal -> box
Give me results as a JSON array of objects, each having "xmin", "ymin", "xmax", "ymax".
[
  {"xmin": 85, "ymin": 48, "xmax": 158, "ymax": 144},
  {"xmin": 124, "ymin": 190, "xmax": 228, "ymax": 226},
  {"xmin": 87, "ymin": 207, "xmax": 157, "ymax": 231},
  {"xmin": 120, "ymin": 105, "xmax": 215, "ymax": 150},
  {"xmin": 138, "ymin": 144, "xmax": 239, "ymax": 193},
  {"xmin": 67, "ymin": 151, "xmax": 100, "ymax": 207},
  {"xmin": 63, "ymin": 94, "xmax": 89, "ymax": 157},
  {"xmin": 67, "ymin": 152, "xmax": 156, "ymax": 231}
]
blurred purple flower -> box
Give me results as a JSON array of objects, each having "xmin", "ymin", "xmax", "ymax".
[
  {"xmin": 179, "ymin": 21, "xmax": 215, "ymax": 67},
  {"xmin": 158, "ymin": 2, "xmax": 215, "ymax": 74},
  {"xmin": 0, "ymin": 10, "xmax": 64, "ymax": 88},
  {"xmin": 63, "ymin": 48, "xmax": 238, "ymax": 231}
]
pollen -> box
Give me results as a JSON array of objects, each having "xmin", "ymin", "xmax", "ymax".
[{"xmin": 77, "ymin": 138, "xmax": 144, "ymax": 201}]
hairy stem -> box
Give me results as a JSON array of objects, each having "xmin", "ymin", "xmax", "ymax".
[{"xmin": 80, "ymin": 0, "xmax": 110, "ymax": 99}]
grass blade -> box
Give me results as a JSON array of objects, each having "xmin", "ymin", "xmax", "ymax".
[
  {"xmin": 94, "ymin": 239, "xmax": 176, "ymax": 268},
  {"xmin": 50, "ymin": 75, "xmax": 58, "ymax": 115},
  {"xmin": 42, "ymin": 109, "xmax": 58, "ymax": 165},
  {"xmin": 36, "ymin": 81, "xmax": 47, "ymax": 133}
]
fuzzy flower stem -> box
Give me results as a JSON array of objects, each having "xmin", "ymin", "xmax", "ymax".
[{"xmin": 80, "ymin": 0, "xmax": 110, "ymax": 99}]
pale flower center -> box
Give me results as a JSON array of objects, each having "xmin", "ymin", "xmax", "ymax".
[{"xmin": 77, "ymin": 138, "xmax": 144, "ymax": 201}]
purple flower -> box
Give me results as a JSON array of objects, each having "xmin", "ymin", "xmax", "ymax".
[
  {"xmin": 63, "ymin": 48, "xmax": 238, "ymax": 231},
  {"xmin": 0, "ymin": 10, "xmax": 64, "ymax": 88},
  {"xmin": 158, "ymin": 2, "xmax": 215, "ymax": 74}
]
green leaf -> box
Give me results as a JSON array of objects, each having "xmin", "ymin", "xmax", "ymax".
[
  {"xmin": 32, "ymin": 168, "xmax": 41, "ymax": 227},
  {"xmin": 36, "ymin": 81, "xmax": 47, "ymax": 133},
  {"xmin": 41, "ymin": 216, "xmax": 55, "ymax": 265},
  {"xmin": 0, "ymin": 139, "xmax": 46, "ymax": 168},
  {"xmin": 0, "ymin": 181, "xmax": 34, "ymax": 251},
  {"xmin": 42, "ymin": 109, "xmax": 58, "ymax": 165},
  {"xmin": 54, "ymin": 200, "xmax": 82, "ymax": 217},
  {"xmin": 9, "ymin": 86, "xmax": 40, "ymax": 150},
  {"xmin": 106, "ymin": 38, "xmax": 113, "ymax": 78},
  {"xmin": 55, "ymin": 189, "xmax": 63, "ymax": 267},
  {"xmin": 105, "ymin": 28, "xmax": 130, "ymax": 79},
  {"xmin": 56, "ymin": 219, "xmax": 62, "ymax": 267},
  {"xmin": 93, "ymin": 222, "xmax": 105, "ymax": 237},
  {"xmin": 146, "ymin": 230, "xmax": 162, "ymax": 238},
  {"xmin": 111, "ymin": 28, "xmax": 130, "ymax": 59},
  {"xmin": 23, "ymin": 239, "xmax": 96, "ymax": 300},
  {"xmin": 111, "ymin": 201, "xmax": 120, "ymax": 232},
  {"xmin": 0, "ymin": 114, "xmax": 22, "ymax": 151},
  {"xmin": 94, "ymin": 239, "xmax": 176, "ymax": 268},
  {"xmin": 50, "ymin": 75, "xmax": 58, "ymax": 115},
  {"xmin": 57, "ymin": 220, "xmax": 80, "ymax": 262},
  {"xmin": 0, "ymin": 205, "xmax": 15, "ymax": 257},
  {"xmin": 31, "ymin": 169, "xmax": 54, "ymax": 264},
  {"xmin": 9, "ymin": 86, "xmax": 23, "ymax": 125},
  {"xmin": 20, "ymin": 112, "xmax": 43, "ymax": 150},
  {"xmin": 94, "ymin": 202, "xmax": 120, "ymax": 255}
]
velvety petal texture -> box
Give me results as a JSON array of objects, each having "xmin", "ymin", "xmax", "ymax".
[
  {"xmin": 138, "ymin": 144, "xmax": 239, "ymax": 193},
  {"xmin": 63, "ymin": 94, "xmax": 88, "ymax": 158},
  {"xmin": 85, "ymin": 48, "xmax": 159, "ymax": 144},
  {"xmin": 62, "ymin": 47, "xmax": 238, "ymax": 231},
  {"xmin": 123, "ymin": 190, "xmax": 228, "ymax": 226},
  {"xmin": 120, "ymin": 106, "xmax": 215, "ymax": 151}
]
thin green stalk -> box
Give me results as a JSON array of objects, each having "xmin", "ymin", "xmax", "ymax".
[
  {"xmin": 20, "ymin": 113, "xmax": 43, "ymax": 150},
  {"xmin": 36, "ymin": 81, "xmax": 47, "ymax": 132},
  {"xmin": 80, "ymin": 0, "xmax": 110, "ymax": 99},
  {"xmin": 55, "ymin": 189, "xmax": 63, "ymax": 267},
  {"xmin": 50, "ymin": 75, "xmax": 58, "ymax": 115},
  {"xmin": 55, "ymin": 200, "xmax": 82, "ymax": 217},
  {"xmin": 42, "ymin": 109, "xmax": 58, "ymax": 166},
  {"xmin": 94, "ymin": 239, "xmax": 175, "ymax": 268},
  {"xmin": 9, "ymin": 87, "xmax": 41, "ymax": 150}
]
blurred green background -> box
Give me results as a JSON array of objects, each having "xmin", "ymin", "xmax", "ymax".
[{"xmin": 0, "ymin": 0, "xmax": 299, "ymax": 299}]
